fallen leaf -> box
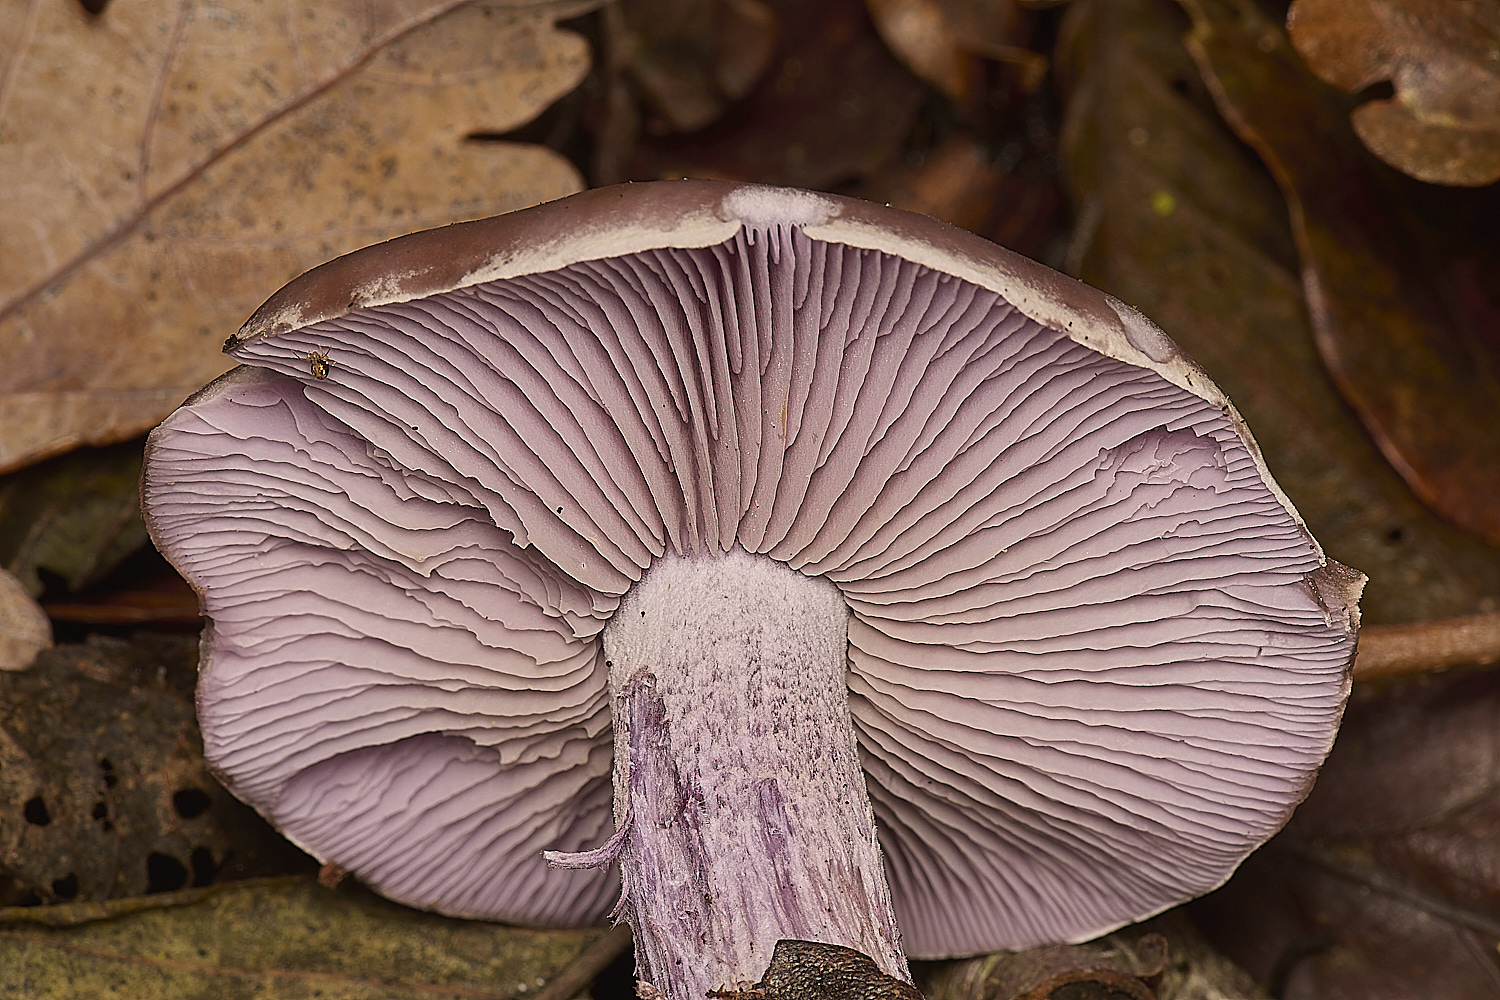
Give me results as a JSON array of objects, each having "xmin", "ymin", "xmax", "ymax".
[
  {"xmin": 1138, "ymin": 915, "xmax": 1272, "ymax": 1000},
  {"xmin": 1057, "ymin": 0, "xmax": 1500, "ymax": 624},
  {"xmin": 0, "ymin": 0, "xmax": 591, "ymax": 473},
  {"xmin": 0, "ymin": 567, "xmax": 49, "ymax": 672},
  {"xmin": 864, "ymin": 134, "xmax": 1008, "ymax": 231},
  {"xmin": 919, "ymin": 936, "xmax": 1162, "ymax": 1000},
  {"xmin": 1192, "ymin": 670, "xmax": 1500, "ymax": 999},
  {"xmin": 1287, "ymin": 0, "xmax": 1500, "ymax": 186},
  {"xmin": 0, "ymin": 876, "xmax": 603, "ymax": 1000},
  {"xmin": 0, "ymin": 438, "xmax": 148, "ymax": 598},
  {"xmin": 920, "ymin": 916, "xmax": 1266, "ymax": 1000},
  {"xmin": 1182, "ymin": 0, "xmax": 1500, "ymax": 547},
  {"xmin": 0, "ymin": 634, "xmax": 313, "ymax": 907}
]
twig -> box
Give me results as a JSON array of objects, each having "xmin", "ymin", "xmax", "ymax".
[
  {"xmin": 1353, "ymin": 610, "xmax": 1500, "ymax": 682},
  {"xmin": 532, "ymin": 923, "xmax": 633, "ymax": 1000}
]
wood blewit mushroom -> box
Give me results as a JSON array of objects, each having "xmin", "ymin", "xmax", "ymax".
[{"xmin": 142, "ymin": 181, "xmax": 1362, "ymax": 1000}]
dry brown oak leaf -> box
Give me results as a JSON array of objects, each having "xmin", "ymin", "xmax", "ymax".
[
  {"xmin": 0, "ymin": 0, "xmax": 590, "ymax": 473},
  {"xmin": 1287, "ymin": 0, "xmax": 1500, "ymax": 186}
]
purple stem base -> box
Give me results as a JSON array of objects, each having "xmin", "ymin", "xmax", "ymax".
[{"xmin": 603, "ymin": 548, "xmax": 909, "ymax": 1000}]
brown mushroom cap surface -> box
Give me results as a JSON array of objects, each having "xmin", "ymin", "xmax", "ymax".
[{"xmin": 143, "ymin": 180, "xmax": 1361, "ymax": 956}]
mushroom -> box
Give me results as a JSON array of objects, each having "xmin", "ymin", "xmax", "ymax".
[{"xmin": 141, "ymin": 181, "xmax": 1362, "ymax": 1000}]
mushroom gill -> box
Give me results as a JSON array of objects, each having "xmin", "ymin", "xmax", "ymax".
[{"xmin": 143, "ymin": 182, "xmax": 1360, "ymax": 1000}]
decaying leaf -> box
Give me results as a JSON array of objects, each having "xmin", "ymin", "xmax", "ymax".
[
  {"xmin": 0, "ymin": 0, "xmax": 591, "ymax": 473},
  {"xmin": 0, "ymin": 567, "xmax": 49, "ymax": 672},
  {"xmin": 0, "ymin": 876, "xmax": 604, "ymax": 1000},
  {"xmin": 0, "ymin": 634, "xmax": 312, "ymax": 907},
  {"xmin": 0, "ymin": 439, "xmax": 148, "ymax": 599},
  {"xmin": 1057, "ymin": 0, "xmax": 1500, "ymax": 624},
  {"xmin": 1287, "ymin": 0, "xmax": 1500, "ymax": 186},
  {"xmin": 1182, "ymin": 0, "xmax": 1500, "ymax": 547},
  {"xmin": 921, "ymin": 917, "xmax": 1266, "ymax": 1000},
  {"xmin": 920, "ymin": 935, "xmax": 1165, "ymax": 1000},
  {"xmin": 1193, "ymin": 670, "xmax": 1500, "ymax": 999},
  {"xmin": 865, "ymin": 134, "xmax": 1008, "ymax": 231}
]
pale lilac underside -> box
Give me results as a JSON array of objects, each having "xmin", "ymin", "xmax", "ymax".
[{"xmin": 145, "ymin": 226, "xmax": 1351, "ymax": 954}]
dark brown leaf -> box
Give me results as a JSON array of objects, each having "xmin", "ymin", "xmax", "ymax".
[
  {"xmin": 920, "ymin": 921, "xmax": 1256, "ymax": 1000},
  {"xmin": 921, "ymin": 941, "xmax": 1158, "ymax": 1000},
  {"xmin": 1287, "ymin": 0, "xmax": 1500, "ymax": 186},
  {"xmin": 1057, "ymin": 0, "xmax": 1500, "ymax": 624},
  {"xmin": 0, "ymin": 634, "xmax": 312, "ymax": 906},
  {"xmin": 862, "ymin": 134, "xmax": 1009, "ymax": 231},
  {"xmin": 1182, "ymin": 0, "xmax": 1500, "ymax": 546},
  {"xmin": 1193, "ymin": 671, "xmax": 1500, "ymax": 998}
]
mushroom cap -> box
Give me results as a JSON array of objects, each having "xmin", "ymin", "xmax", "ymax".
[{"xmin": 142, "ymin": 180, "xmax": 1361, "ymax": 955}]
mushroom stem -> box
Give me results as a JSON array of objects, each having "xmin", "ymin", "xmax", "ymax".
[{"xmin": 604, "ymin": 547, "xmax": 909, "ymax": 1000}]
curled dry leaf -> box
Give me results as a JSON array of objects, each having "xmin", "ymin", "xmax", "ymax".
[
  {"xmin": 866, "ymin": 134, "xmax": 1009, "ymax": 232},
  {"xmin": 922, "ymin": 917, "xmax": 1270, "ymax": 1000},
  {"xmin": 1287, "ymin": 0, "xmax": 1500, "ymax": 186},
  {"xmin": 0, "ymin": 567, "xmax": 49, "ymax": 672},
  {"xmin": 920, "ymin": 935, "xmax": 1167, "ymax": 1000},
  {"xmin": 857, "ymin": 127, "xmax": 1063, "ymax": 262},
  {"xmin": 0, "ymin": 0, "xmax": 591, "ymax": 473},
  {"xmin": 1182, "ymin": 0, "xmax": 1500, "ymax": 546}
]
